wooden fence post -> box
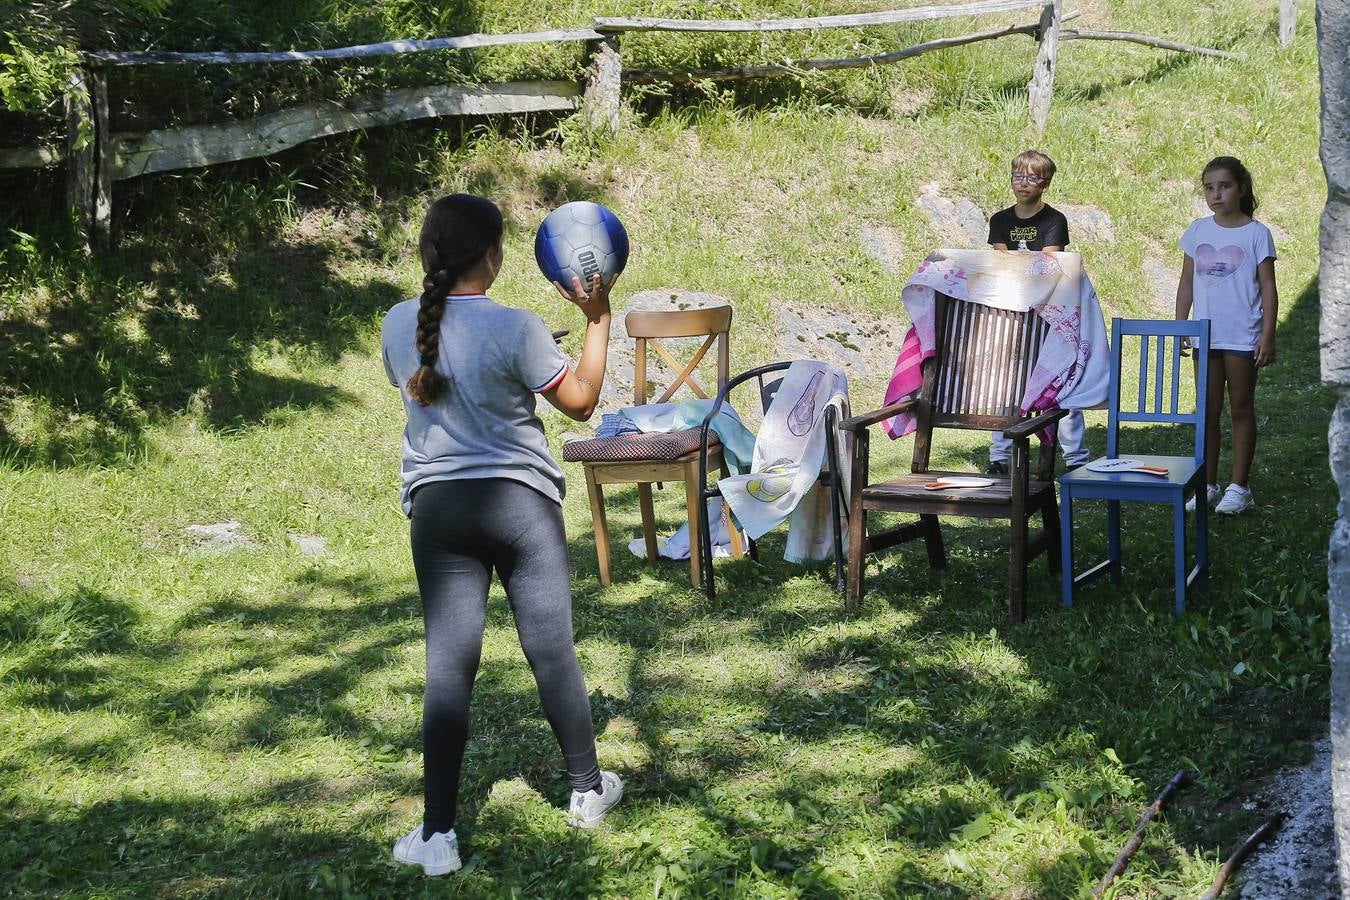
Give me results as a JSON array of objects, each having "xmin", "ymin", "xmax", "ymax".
[
  {"xmin": 582, "ymin": 36, "xmax": 622, "ymax": 134},
  {"xmin": 91, "ymin": 65, "xmax": 113, "ymax": 250},
  {"xmin": 64, "ymin": 67, "xmax": 94, "ymax": 249},
  {"xmin": 1027, "ymin": 0, "xmax": 1061, "ymax": 135},
  {"xmin": 1279, "ymin": 0, "xmax": 1297, "ymax": 47}
]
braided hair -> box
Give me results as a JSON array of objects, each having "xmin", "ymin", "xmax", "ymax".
[
  {"xmin": 1203, "ymin": 156, "xmax": 1258, "ymax": 217},
  {"xmin": 406, "ymin": 194, "xmax": 505, "ymax": 406}
]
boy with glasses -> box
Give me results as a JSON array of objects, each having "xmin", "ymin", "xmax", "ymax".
[{"xmin": 984, "ymin": 150, "xmax": 1088, "ymax": 475}]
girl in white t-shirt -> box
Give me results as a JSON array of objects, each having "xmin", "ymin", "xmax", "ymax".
[{"xmin": 1175, "ymin": 156, "xmax": 1279, "ymax": 515}]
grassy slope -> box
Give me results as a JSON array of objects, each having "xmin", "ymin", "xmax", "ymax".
[{"xmin": 0, "ymin": 1, "xmax": 1333, "ymax": 896}]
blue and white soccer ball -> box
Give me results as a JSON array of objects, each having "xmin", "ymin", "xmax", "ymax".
[{"xmin": 534, "ymin": 201, "xmax": 629, "ymax": 289}]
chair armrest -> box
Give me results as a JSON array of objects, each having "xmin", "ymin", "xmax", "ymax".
[
  {"xmin": 840, "ymin": 398, "xmax": 919, "ymax": 433},
  {"xmin": 1002, "ymin": 407, "xmax": 1069, "ymax": 441}
]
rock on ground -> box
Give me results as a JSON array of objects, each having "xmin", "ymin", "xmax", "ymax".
[
  {"xmin": 774, "ymin": 304, "xmax": 904, "ymax": 390},
  {"xmin": 915, "ymin": 182, "xmax": 987, "ymax": 248},
  {"xmin": 288, "ymin": 533, "xmax": 328, "ymax": 556},
  {"xmin": 184, "ymin": 521, "xmax": 255, "ymax": 553},
  {"xmin": 1058, "ymin": 204, "xmax": 1115, "ymax": 243},
  {"xmin": 1237, "ymin": 737, "xmax": 1340, "ymax": 899}
]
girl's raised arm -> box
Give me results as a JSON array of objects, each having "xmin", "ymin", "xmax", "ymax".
[{"xmin": 543, "ymin": 274, "xmax": 613, "ymax": 422}]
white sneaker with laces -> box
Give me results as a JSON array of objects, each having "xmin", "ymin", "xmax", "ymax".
[
  {"xmin": 392, "ymin": 825, "xmax": 462, "ymax": 876},
  {"xmin": 568, "ymin": 770, "xmax": 623, "ymax": 829},
  {"xmin": 1215, "ymin": 483, "xmax": 1255, "ymax": 515},
  {"xmin": 1186, "ymin": 483, "xmax": 1222, "ymax": 512}
]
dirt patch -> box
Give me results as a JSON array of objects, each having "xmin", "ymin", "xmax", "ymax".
[
  {"xmin": 859, "ymin": 223, "xmax": 906, "ymax": 274},
  {"xmin": 1144, "ymin": 257, "xmax": 1179, "ymax": 316}
]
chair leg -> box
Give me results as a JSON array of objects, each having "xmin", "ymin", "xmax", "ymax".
[
  {"xmin": 1008, "ymin": 512, "xmax": 1028, "ymax": 624},
  {"xmin": 701, "ymin": 496, "xmax": 717, "ymax": 602},
  {"xmin": 583, "ymin": 465, "xmax": 612, "ymax": 587},
  {"xmin": 637, "ymin": 483, "xmax": 659, "ymax": 562},
  {"xmin": 829, "ymin": 481, "xmax": 845, "ymax": 593},
  {"xmin": 1041, "ymin": 495, "xmax": 1062, "ymax": 575},
  {"xmin": 1107, "ymin": 500, "xmax": 1122, "ymax": 584},
  {"xmin": 683, "ymin": 461, "xmax": 703, "ymax": 589},
  {"xmin": 846, "ymin": 505, "xmax": 867, "ymax": 610},
  {"xmin": 723, "ymin": 501, "xmax": 745, "ymax": 560},
  {"xmin": 1173, "ymin": 498, "xmax": 1187, "ymax": 618},
  {"xmin": 921, "ymin": 514, "xmax": 945, "ymax": 569},
  {"xmin": 1061, "ymin": 486, "xmax": 1075, "ymax": 608}
]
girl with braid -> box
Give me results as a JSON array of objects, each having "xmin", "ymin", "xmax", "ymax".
[{"xmin": 380, "ymin": 194, "xmax": 621, "ymax": 876}]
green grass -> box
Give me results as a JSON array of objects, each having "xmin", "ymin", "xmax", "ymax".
[{"xmin": 0, "ymin": 1, "xmax": 1334, "ymax": 896}]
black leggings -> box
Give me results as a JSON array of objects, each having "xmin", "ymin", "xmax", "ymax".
[{"xmin": 410, "ymin": 478, "xmax": 599, "ymax": 837}]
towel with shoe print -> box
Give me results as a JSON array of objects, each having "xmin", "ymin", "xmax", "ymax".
[{"xmin": 717, "ymin": 361, "xmax": 851, "ymax": 562}]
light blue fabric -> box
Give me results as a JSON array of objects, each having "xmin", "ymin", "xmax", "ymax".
[
  {"xmin": 595, "ymin": 411, "xmax": 641, "ymax": 438},
  {"xmin": 619, "ymin": 400, "xmax": 756, "ymax": 474}
]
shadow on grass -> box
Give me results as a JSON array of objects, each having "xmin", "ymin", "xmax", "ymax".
[
  {"xmin": 0, "ymin": 278, "xmax": 1332, "ymax": 896},
  {"xmin": 0, "ymin": 129, "xmax": 611, "ymax": 470},
  {"xmin": 0, "ymin": 226, "xmax": 404, "ymax": 467}
]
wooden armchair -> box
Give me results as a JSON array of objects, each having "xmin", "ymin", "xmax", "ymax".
[
  {"xmin": 840, "ymin": 293, "xmax": 1067, "ymax": 622},
  {"xmin": 562, "ymin": 305, "xmax": 738, "ymax": 587}
]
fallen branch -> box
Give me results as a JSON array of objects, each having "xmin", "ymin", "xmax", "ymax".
[
  {"xmin": 1198, "ymin": 815, "xmax": 1285, "ymax": 900},
  {"xmin": 1061, "ymin": 29, "xmax": 1242, "ymax": 60},
  {"xmin": 1094, "ymin": 770, "xmax": 1191, "ymax": 898},
  {"xmin": 624, "ymin": 12, "xmax": 1083, "ymax": 85}
]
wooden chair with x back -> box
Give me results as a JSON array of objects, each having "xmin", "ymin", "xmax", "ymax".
[
  {"xmin": 562, "ymin": 305, "xmax": 738, "ymax": 588},
  {"xmin": 839, "ymin": 292, "xmax": 1068, "ymax": 622}
]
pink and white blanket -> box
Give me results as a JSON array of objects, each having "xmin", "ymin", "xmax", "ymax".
[{"xmin": 882, "ymin": 249, "xmax": 1109, "ymax": 441}]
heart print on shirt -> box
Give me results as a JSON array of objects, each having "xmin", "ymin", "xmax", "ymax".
[{"xmin": 1195, "ymin": 243, "xmax": 1244, "ymax": 285}]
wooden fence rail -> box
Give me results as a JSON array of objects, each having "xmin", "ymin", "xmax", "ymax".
[
  {"xmin": 0, "ymin": 2, "xmax": 1244, "ymax": 250},
  {"xmin": 84, "ymin": 28, "xmax": 605, "ymax": 66}
]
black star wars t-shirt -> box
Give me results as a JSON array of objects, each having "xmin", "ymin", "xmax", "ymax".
[{"xmin": 987, "ymin": 204, "xmax": 1070, "ymax": 251}]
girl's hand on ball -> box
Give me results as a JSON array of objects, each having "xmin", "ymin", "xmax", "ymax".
[{"xmin": 554, "ymin": 273, "xmax": 612, "ymax": 323}]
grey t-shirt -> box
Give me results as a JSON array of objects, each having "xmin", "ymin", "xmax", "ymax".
[{"xmin": 381, "ymin": 294, "xmax": 568, "ymax": 514}]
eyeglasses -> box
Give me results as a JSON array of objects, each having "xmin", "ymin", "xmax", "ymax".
[{"xmin": 1010, "ymin": 173, "xmax": 1048, "ymax": 185}]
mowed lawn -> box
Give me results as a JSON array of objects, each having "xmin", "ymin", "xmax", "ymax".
[{"xmin": 0, "ymin": 1, "xmax": 1336, "ymax": 896}]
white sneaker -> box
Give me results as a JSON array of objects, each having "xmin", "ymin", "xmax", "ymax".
[
  {"xmin": 392, "ymin": 825, "xmax": 462, "ymax": 876},
  {"xmin": 567, "ymin": 770, "xmax": 624, "ymax": 829},
  {"xmin": 1215, "ymin": 483, "xmax": 1255, "ymax": 515},
  {"xmin": 1186, "ymin": 483, "xmax": 1222, "ymax": 512}
]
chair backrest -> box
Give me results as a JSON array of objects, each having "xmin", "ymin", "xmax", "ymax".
[
  {"xmin": 914, "ymin": 293, "xmax": 1049, "ymax": 471},
  {"xmin": 1106, "ymin": 317, "xmax": 1210, "ymax": 463},
  {"xmin": 626, "ymin": 305, "xmax": 733, "ymax": 405}
]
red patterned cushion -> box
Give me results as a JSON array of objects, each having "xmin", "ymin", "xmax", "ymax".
[{"xmin": 562, "ymin": 429, "xmax": 719, "ymax": 462}]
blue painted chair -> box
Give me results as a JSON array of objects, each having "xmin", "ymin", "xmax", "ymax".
[{"xmin": 1059, "ymin": 318, "xmax": 1210, "ymax": 616}]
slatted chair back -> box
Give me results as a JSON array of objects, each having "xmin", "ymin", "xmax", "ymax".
[
  {"xmin": 1105, "ymin": 317, "xmax": 1210, "ymax": 464},
  {"xmin": 913, "ymin": 293, "xmax": 1050, "ymax": 473},
  {"xmin": 625, "ymin": 306, "xmax": 733, "ymax": 405}
]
